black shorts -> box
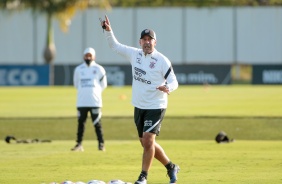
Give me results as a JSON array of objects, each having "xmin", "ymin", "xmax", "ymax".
[
  {"xmin": 77, "ymin": 107, "xmax": 101, "ymax": 125},
  {"xmin": 134, "ymin": 107, "xmax": 166, "ymax": 138}
]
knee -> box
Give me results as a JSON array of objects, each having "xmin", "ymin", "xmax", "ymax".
[
  {"xmin": 141, "ymin": 133, "xmax": 155, "ymax": 149},
  {"xmin": 94, "ymin": 121, "xmax": 102, "ymax": 128}
]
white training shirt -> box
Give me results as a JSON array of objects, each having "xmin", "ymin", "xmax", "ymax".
[
  {"xmin": 73, "ymin": 62, "xmax": 107, "ymax": 107},
  {"xmin": 105, "ymin": 30, "xmax": 178, "ymax": 109}
]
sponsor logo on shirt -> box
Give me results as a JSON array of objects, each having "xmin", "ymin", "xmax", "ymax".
[
  {"xmin": 80, "ymin": 78, "xmax": 95, "ymax": 88},
  {"xmin": 134, "ymin": 67, "xmax": 151, "ymax": 84},
  {"xmin": 81, "ymin": 78, "xmax": 91, "ymax": 82},
  {"xmin": 134, "ymin": 67, "xmax": 146, "ymax": 75}
]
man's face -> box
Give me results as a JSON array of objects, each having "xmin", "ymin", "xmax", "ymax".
[
  {"xmin": 84, "ymin": 53, "xmax": 94, "ymax": 61},
  {"xmin": 139, "ymin": 35, "xmax": 156, "ymax": 55}
]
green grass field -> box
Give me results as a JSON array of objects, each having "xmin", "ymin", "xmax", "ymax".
[
  {"xmin": 0, "ymin": 85, "xmax": 281, "ymax": 118},
  {"xmin": 1, "ymin": 140, "xmax": 282, "ymax": 184},
  {"xmin": 0, "ymin": 86, "xmax": 282, "ymax": 183}
]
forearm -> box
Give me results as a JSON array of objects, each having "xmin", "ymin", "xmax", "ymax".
[
  {"xmin": 105, "ymin": 30, "xmax": 119, "ymax": 51},
  {"xmin": 100, "ymin": 76, "xmax": 107, "ymax": 91},
  {"xmin": 166, "ymin": 76, "xmax": 178, "ymax": 93},
  {"xmin": 104, "ymin": 30, "xmax": 137, "ymax": 61}
]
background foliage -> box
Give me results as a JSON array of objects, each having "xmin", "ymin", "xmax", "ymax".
[{"xmin": 109, "ymin": 0, "xmax": 282, "ymax": 6}]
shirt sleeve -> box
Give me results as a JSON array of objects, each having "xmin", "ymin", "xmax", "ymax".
[
  {"xmin": 73, "ymin": 67, "xmax": 79, "ymax": 88},
  {"xmin": 162, "ymin": 58, "xmax": 178, "ymax": 93},
  {"xmin": 100, "ymin": 68, "xmax": 107, "ymax": 91},
  {"xmin": 105, "ymin": 30, "xmax": 138, "ymax": 63}
]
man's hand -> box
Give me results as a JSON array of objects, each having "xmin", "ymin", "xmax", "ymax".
[
  {"xmin": 100, "ymin": 15, "xmax": 111, "ymax": 31},
  {"xmin": 156, "ymin": 85, "xmax": 170, "ymax": 95}
]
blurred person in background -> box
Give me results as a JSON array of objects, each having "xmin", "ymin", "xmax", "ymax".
[
  {"xmin": 100, "ymin": 16, "xmax": 180, "ymax": 184},
  {"xmin": 71, "ymin": 47, "xmax": 107, "ymax": 152}
]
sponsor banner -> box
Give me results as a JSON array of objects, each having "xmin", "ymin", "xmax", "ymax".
[
  {"xmin": 103, "ymin": 65, "xmax": 132, "ymax": 86},
  {"xmin": 174, "ymin": 65, "xmax": 231, "ymax": 85},
  {"xmin": 54, "ymin": 65, "xmax": 75, "ymax": 86},
  {"xmin": 54, "ymin": 65, "xmax": 132, "ymax": 86},
  {"xmin": 252, "ymin": 65, "xmax": 282, "ymax": 84},
  {"xmin": 0, "ymin": 65, "xmax": 49, "ymax": 86},
  {"xmin": 54, "ymin": 64, "xmax": 231, "ymax": 86}
]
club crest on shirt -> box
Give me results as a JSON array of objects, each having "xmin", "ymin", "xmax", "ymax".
[
  {"xmin": 149, "ymin": 61, "xmax": 156, "ymax": 69},
  {"xmin": 92, "ymin": 70, "xmax": 96, "ymax": 74}
]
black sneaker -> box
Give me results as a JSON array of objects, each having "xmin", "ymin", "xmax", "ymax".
[
  {"xmin": 98, "ymin": 142, "xmax": 105, "ymax": 151},
  {"xmin": 134, "ymin": 174, "xmax": 147, "ymax": 184},
  {"xmin": 167, "ymin": 164, "xmax": 180, "ymax": 184},
  {"xmin": 71, "ymin": 143, "xmax": 84, "ymax": 152}
]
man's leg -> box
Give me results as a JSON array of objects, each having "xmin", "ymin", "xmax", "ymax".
[
  {"xmin": 154, "ymin": 141, "xmax": 170, "ymax": 165},
  {"xmin": 90, "ymin": 108, "xmax": 105, "ymax": 151},
  {"xmin": 71, "ymin": 107, "xmax": 88, "ymax": 151},
  {"xmin": 135, "ymin": 108, "xmax": 178, "ymax": 184},
  {"xmin": 138, "ymin": 134, "xmax": 172, "ymax": 176},
  {"xmin": 135, "ymin": 132, "xmax": 155, "ymax": 184},
  {"xmin": 140, "ymin": 132, "xmax": 156, "ymax": 172},
  {"xmin": 137, "ymin": 135, "xmax": 180, "ymax": 184},
  {"xmin": 134, "ymin": 108, "xmax": 149, "ymax": 184},
  {"xmin": 135, "ymin": 106, "xmax": 179, "ymax": 184},
  {"xmin": 154, "ymin": 142, "xmax": 180, "ymax": 184}
]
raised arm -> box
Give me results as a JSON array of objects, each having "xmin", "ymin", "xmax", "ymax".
[{"xmin": 99, "ymin": 15, "xmax": 139, "ymax": 63}]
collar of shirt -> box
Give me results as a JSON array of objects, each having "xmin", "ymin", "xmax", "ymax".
[{"xmin": 142, "ymin": 49, "xmax": 157, "ymax": 57}]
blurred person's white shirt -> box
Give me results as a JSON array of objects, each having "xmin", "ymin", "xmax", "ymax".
[{"xmin": 73, "ymin": 62, "xmax": 107, "ymax": 107}]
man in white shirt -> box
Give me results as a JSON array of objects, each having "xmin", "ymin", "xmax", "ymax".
[
  {"xmin": 71, "ymin": 47, "xmax": 107, "ymax": 152},
  {"xmin": 101, "ymin": 16, "xmax": 180, "ymax": 184}
]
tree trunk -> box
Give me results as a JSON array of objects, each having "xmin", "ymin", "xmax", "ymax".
[
  {"xmin": 44, "ymin": 13, "xmax": 56, "ymax": 85},
  {"xmin": 44, "ymin": 13, "xmax": 56, "ymax": 64}
]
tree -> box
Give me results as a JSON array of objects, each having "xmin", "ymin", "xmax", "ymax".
[
  {"xmin": 0, "ymin": 0, "xmax": 111, "ymax": 64},
  {"xmin": 0, "ymin": 0, "xmax": 110, "ymax": 85},
  {"xmin": 109, "ymin": 0, "xmax": 282, "ymax": 7}
]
